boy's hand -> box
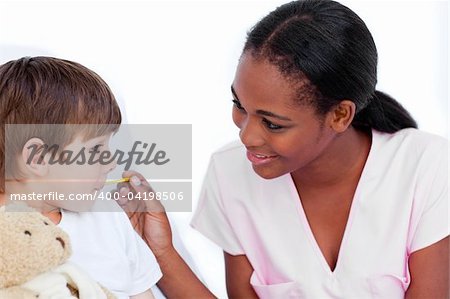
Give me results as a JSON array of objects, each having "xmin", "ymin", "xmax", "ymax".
[{"xmin": 112, "ymin": 170, "xmax": 174, "ymax": 259}]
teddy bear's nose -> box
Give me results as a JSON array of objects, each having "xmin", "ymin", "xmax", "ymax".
[{"xmin": 56, "ymin": 237, "xmax": 65, "ymax": 248}]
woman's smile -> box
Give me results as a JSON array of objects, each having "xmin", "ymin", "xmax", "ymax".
[{"xmin": 246, "ymin": 150, "xmax": 279, "ymax": 166}]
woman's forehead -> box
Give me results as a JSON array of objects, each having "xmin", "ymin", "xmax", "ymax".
[
  {"xmin": 234, "ymin": 55, "xmax": 294, "ymax": 102},
  {"xmin": 233, "ymin": 53, "xmax": 316, "ymax": 110}
]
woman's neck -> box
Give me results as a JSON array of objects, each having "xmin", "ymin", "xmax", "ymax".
[{"xmin": 291, "ymin": 127, "xmax": 372, "ymax": 189}]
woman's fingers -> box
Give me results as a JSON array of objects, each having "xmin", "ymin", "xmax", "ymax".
[
  {"xmin": 122, "ymin": 170, "xmax": 152, "ymax": 188},
  {"xmin": 112, "ymin": 181, "xmax": 138, "ymax": 212},
  {"xmin": 110, "ymin": 170, "xmax": 173, "ymax": 256},
  {"xmin": 112, "ymin": 170, "xmax": 165, "ymax": 213},
  {"xmin": 127, "ymin": 174, "xmax": 165, "ymax": 213}
]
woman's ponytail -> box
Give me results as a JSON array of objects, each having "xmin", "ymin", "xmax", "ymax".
[{"xmin": 352, "ymin": 91, "xmax": 417, "ymax": 133}]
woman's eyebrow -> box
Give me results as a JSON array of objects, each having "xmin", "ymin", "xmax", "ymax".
[
  {"xmin": 230, "ymin": 85, "xmax": 292, "ymax": 122},
  {"xmin": 256, "ymin": 109, "xmax": 292, "ymax": 121}
]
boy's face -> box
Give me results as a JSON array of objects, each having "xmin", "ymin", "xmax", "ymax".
[
  {"xmin": 12, "ymin": 133, "xmax": 116, "ymax": 212},
  {"xmin": 48, "ymin": 133, "xmax": 115, "ymax": 191}
]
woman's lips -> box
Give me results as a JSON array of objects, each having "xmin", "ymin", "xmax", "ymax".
[{"xmin": 246, "ymin": 151, "xmax": 278, "ymax": 165}]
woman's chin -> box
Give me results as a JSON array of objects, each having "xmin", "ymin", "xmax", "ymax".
[{"xmin": 252, "ymin": 165, "xmax": 286, "ymax": 180}]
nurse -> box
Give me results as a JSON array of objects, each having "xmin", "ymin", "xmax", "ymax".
[
  {"xmin": 190, "ymin": 0, "xmax": 449, "ymax": 298},
  {"xmin": 121, "ymin": 0, "xmax": 448, "ymax": 298}
]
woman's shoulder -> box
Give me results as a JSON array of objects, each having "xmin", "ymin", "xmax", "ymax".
[
  {"xmin": 374, "ymin": 128, "xmax": 447, "ymax": 156},
  {"xmin": 369, "ymin": 129, "xmax": 447, "ymax": 179}
]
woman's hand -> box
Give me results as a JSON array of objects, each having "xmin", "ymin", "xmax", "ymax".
[
  {"xmin": 113, "ymin": 170, "xmax": 216, "ymax": 298},
  {"xmin": 113, "ymin": 170, "xmax": 173, "ymax": 258}
]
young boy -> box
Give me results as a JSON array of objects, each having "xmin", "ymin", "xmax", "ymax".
[{"xmin": 0, "ymin": 56, "xmax": 161, "ymax": 299}]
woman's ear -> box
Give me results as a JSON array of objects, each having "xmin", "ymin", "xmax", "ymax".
[
  {"xmin": 328, "ymin": 100, "xmax": 356, "ymax": 133},
  {"xmin": 21, "ymin": 138, "xmax": 51, "ymax": 177}
]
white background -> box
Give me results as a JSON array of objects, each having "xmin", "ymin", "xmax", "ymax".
[{"xmin": 1, "ymin": 1, "xmax": 448, "ymax": 298}]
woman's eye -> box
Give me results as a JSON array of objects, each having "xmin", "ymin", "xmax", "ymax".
[
  {"xmin": 232, "ymin": 99, "xmax": 245, "ymax": 111},
  {"xmin": 263, "ymin": 118, "xmax": 284, "ymax": 130}
]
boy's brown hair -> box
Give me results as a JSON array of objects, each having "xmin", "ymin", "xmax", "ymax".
[{"xmin": 0, "ymin": 56, "xmax": 122, "ymax": 192}]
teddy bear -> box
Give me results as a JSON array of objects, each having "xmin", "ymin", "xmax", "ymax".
[{"xmin": 0, "ymin": 203, "xmax": 116, "ymax": 299}]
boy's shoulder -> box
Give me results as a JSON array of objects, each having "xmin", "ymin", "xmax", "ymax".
[{"xmin": 60, "ymin": 201, "xmax": 133, "ymax": 237}]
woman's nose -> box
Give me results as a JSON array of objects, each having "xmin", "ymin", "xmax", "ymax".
[{"xmin": 239, "ymin": 118, "xmax": 264, "ymax": 148}]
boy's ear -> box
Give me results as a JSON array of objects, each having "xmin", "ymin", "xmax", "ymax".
[
  {"xmin": 327, "ymin": 100, "xmax": 356, "ymax": 133},
  {"xmin": 22, "ymin": 138, "xmax": 51, "ymax": 177}
]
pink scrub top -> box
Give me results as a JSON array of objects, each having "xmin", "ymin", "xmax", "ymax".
[{"xmin": 191, "ymin": 128, "xmax": 448, "ymax": 298}]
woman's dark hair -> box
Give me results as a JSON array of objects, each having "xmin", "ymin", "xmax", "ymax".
[{"xmin": 243, "ymin": 0, "xmax": 417, "ymax": 133}]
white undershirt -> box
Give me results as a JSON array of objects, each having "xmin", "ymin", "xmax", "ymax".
[{"xmin": 59, "ymin": 202, "xmax": 162, "ymax": 299}]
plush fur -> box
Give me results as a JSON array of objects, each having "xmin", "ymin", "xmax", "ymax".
[{"xmin": 0, "ymin": 203, "xmax": 116, "ymax": 299}]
